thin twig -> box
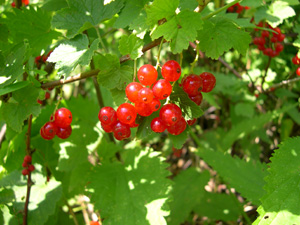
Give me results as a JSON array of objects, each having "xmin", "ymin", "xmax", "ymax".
[
  {"xmin": 66, "ymin": 201, "xmax": 79, "ymax": 225},
  {"xmin": 264, "ymin": 77, "xmax": 300, "ymax": 93},
  {"xmin": 218, "ymin": 57, "xmax": 242, "ymax": 79}
]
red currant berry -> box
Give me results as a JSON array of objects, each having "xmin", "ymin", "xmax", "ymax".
[
  {"xmin": 22, "ymin": 0, "xmax": 29, "ymax": 5},
  {"xmin": 125, "ymin": 82, "xmax": 143, "ymax": 103},
  {"xmin": 257, "ymin": 44, "xmax": 266, "ymax": 51},
  {"xmin": 113, "ymin": 121, "xmax": 131, "ymax": 140},
  {"xmin": 37, "ymin": 99, "xmax": 43, "ymax": 105},
  {"xmin": 22, "ymin": 169, "xmax": 30, "ymax": 176},
  {"xmin": 24, "ymin": 155, "xmax": 32, "ymax": 163},
  {"xmin": 54, "ymin": 108, "xmax": 72, "ymax": 128},
  {"xmin": 270, "ymin": 36, "xmax": 278, "ymax": 43},
  {"xmin": 101, "ymin": 122, "xmax": 114, "ymax": 133},
  {"xmin": 151, "ymin": 117, "xmax": 167, "ymax": 133},
  {"xmin": 137, "ymin": 64, "xmax": 158, "ymax": 86},
  {"xmin": 261, "ymin": 30, "xmax": 269, "ymax": 38},
  {"xmin": 270, "ymin": 50, "xmax": 279, "ymax": 58},
  {"xmin": 263, "ymin": 48, "xmax": 273, "ymax": 56},
  {"xmin": 275, "ymin": 43, "xmax": 284, "ymax": 52},
  {"xmin": 137, "ymin": 87, "xmax": 154, "ymax": 103},
  {"xmin": 292, "ymin": 56, "xmax": 300, "ymax": 65},
  {"xmin": 117, "ymin": 103, "xmax": 137, "ymax": 125},
  {"xmin": 159, "ymin": 103, "xmax": 182, "ymax": 126},
  {"xmin": 277, "ymin": 33, "xmax": 285, "ymax": 42},
  {"xmin": 98, "ymin": 107, "xmax": 117, "ymax": 126},
  {"xmin": 11, "ymin": 2, "xmax": 16, "ymax": 7},
  {"xmin": 150, "ymin": 98, "xmax": 161, "ymax": 112},
  {"xmin": 167, "ymin": 117, "xmax": 187, "ymax": 135},
  {"xmin": 199, "ymin": 72, "xmax": 216, "ymax": 93},
  {"xmin": 22, "ymin": 162, "xmax": 28, "ymax": 168},
  {"xmin": 35, "ymin": 56, "xmax": 42, "ymax": 66},
  {"xmin": 28, "ymin": 164, "xmax": 35, "ymax": 172},
  {"xmin": 172, "ymin": 147, "xmax": 182, "ymax": 158},
  {"xmin": 56, "ymin": 125, "xmax": 72, "ymax": 139},
  {"xmin": 272, "ymin": 27, "xmax": 281, "ymax": 35},
  {"xmin": 296, "ymin": 67, "xmax": 300, "ymax": 76},
  {"xmin": 152, "ymin": 79, "xmax": 172, "ymax": 100},
  {"xmin": 45, "ymin": 92, "xmax": 50, "ymax": 100},
  {"xmin": 40, "ymin": 122, "xmax": 57, "ymax": 140},
  {"xmin": 135, "ymin": 102, "xmax": 153, "ymax": 117},
  {"xmin": 236, "ymin": 3, "xmax": 243, "ymax": 13},
  {"xmin": 187, "ymin": 118, "xmax": 197, "ymax": 126},
  {"xmin": 181, "ymin": 74, "xmax": 203, "ymax": 96},
  {"xmin": 189, "ymin": 93, "xmax": 203, "ymax": 105},
  {"xmin": 161, "ymin": 60, "xmax": 181, "ymax": 82}
]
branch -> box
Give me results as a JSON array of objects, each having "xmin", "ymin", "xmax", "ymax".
[
  {"xmin": 264, "ymin": 77, "xmax": 300, "ymax": 93},
  {"xmin": 41, "ymin": 38, "xmax": 164, "ymax": 89},
  {"xmin": 23, "ymin": 115, "xmax": 33, "ymax": 225}
]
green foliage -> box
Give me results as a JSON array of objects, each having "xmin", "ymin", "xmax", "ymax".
[
  {"xmin": 254, "ymin": 137, "xmax": 300, "ymax": 224},
  {"xmin": 118, "ymin": 34, "xmax": 144, "ymax": 59}
]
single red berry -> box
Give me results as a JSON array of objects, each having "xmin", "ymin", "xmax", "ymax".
[
  {"xmin": 277, "ymin": 33, "xmax": 285, "ymax": 42},
  {"xmin": 101, "ymin": 122, "xmax": 114, "ymax": 133},
  {"xmin": 11, "ymin": 2, "xmax": 16, "ymax": 7},
  {"xmin": 45, "ymin": 92, "xmax": 50, "ymax": 100},
  {"xmin": 152, "ymin": 79, "xmax": 172, "ymax": 100},
  {"xmin": 125, "ymin": 82, "xmax": 143, "ymax": 103},
  {"xmin": 296, "ymin": 67, "xmax": 300, "ymax": 76},
  {"xmin": 135, "ymin": 102, "xmax": 153, "ymax": 117},
  {"xmin": 137, "ymin": 87, "xmax": 154, "ymax": 103},
  {"xmin": 28, "ymin": 164, "xmax": 35, "ymax": 172},
  {"xmin": 37, "ymin": 99, "xmax": 43, "ymax": 105},
  {"xmin": 187, "ymin": 118, "xmax": 197, "ymax": 126},
  {"xmin": 90, "ymin": 221, "xmax": 100, "ymax": 225},
  {"xmin": 113, "ymin": 121, "xmax": 131, "ymax": 140},
  {"xmin": 150, "ymin": 98, "xmax": 161, "ymax": 112},
  {"xmin": 189, "ymin": 93, "xmax": 203, "ymax": 105},
  {"xmin": 151, "ymin": 117, "xmax": 167, "ymax": 133},
  {"xmin": 22, "ymin": 0, "xmax": 29, "ymax": 5},
  {"xmin": 167, "ymin": 117, "xmax": 187, "ymax": 135},
  {"xmin": 227, "ymin": 6, "xmax": 234, "ymax": 12},
  {"xmin": 48, "ymin": 87, "xmax": 54, "ymax": 91},
  {"xmin": 272, "ymin": 27, "xmax": 281, "ymax": 35},
  {"xmin": 292, "ymin": 56, "xmax": 300, "ymax": 65},
  {"xmin": 24, "ymin": 155, "xmax": 32, "ymax": 163},
  {"xmin": 22, "ymin": 169, "xmax": 30, "ymax": 176},
  {"xmin": 257, "ymin": 44, "xmax": 266, "ymax": 51},
  {"xmin": 181, "ymin": 74, "xmax": 203, "ymax": 96},
  {"xmin": 270, "ymin": 50, "xmax": 279, "ymax": 58},
  {"xmin": 117, "ymin": 103, "xmax": 137, "ymax": 125},
  {"xmin": 235, "ymin": 3, "xmax": 243, "ymax": 13},
  {"xmin": 161, "ymin": 60, "xmax": 181, "ymax": 82},
  {"xmin": 253, "ymin": 37, "xmax": 261, "ymax": 45},
  {"xmin": 270, "ymin": 36, "xmax": 278, "ymax": 43},
  {"xmin": 35, "ymin": 56, "xmax": 42, "ymax": 66},
  {"xmin": 56, "ymin": 125, "xmax": 72, "ymax": 139},
  {"xmin": 261, "ymin": 30, "xmax": 269, "ymax": 38},
  {"xmin": 137, "ymin": 64, "xmax": 158, "ymax": 86},
  {"xmin": 159, "ymin": 103, "xmax": 182, "ymax": 127},
  {"xmin": 22, "ymin": 162, "xmax": 28, "ymax": 168},
  {"xmin": 263, "ymin": 48, "xmax": 273, "ymax": 56},
  {"xmin": 54, "ymin": 108, "xmax": 72, "ymax": 128},
  {"xmin": 172, "ymin": 147, "xmax": 182, "ymax": 158},
  {"xmin": 40, "ymin": 122, "xmax": 57, "ymax": 140},
  {"xmin": 98, "ymin": 107, "xmax": 117, "ymax": 126},
  {"xmin": 275, "ymin": 43, "xmax": 284, "ymax": 52},
  {"xmin": 200, "ymin": 72, "xmax": 216, "ymax": 93},
  {"xmin": 244, "ymin": 6, "xmax": 250, "ymax": 10}
]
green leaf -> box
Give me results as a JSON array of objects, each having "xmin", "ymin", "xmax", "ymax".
[
  {"xmin": 168, "ymin": 126, "xmax": 188, "ymax": 149},
  {"xmin": 110, "ymin": 88, "xmax": 126, "ymax": 106},
  {"xmin": 136, "ymin": 111, "xmax": 159, "ymax": 139},
  {"xmin": 240, "ymin": 0, "xmax": 264, "ymax": 7},
  {"xmin": 168, "ymin": 168, "xmax": 210, "ymax": 225},
  {"xmin": 0, "ymin": 205, "xmax": 19, "ymax": 225},
  {"xmin": 253, "ymin": 137, "xmax": 300, "ymax": 224},
  {"xmin": 234, "ymin": 102, "xmax": 255, "ymax": 118},
  {"xmin": 196, "ymin": 148, "xmax": 267, "ymax": 205},
  {"xmin": 197, "ymin": 16, "xmax": 251, "ymax": 59},
  {"xmin": 3, "ymin": 7, "xmax": 60, "ymax": 55},
  {"xmin": 118, "ymin": 34, "xmax": 144, "ymax": 60},
  {"xmin": 129, "ymin": 11, "xmax": 149, "ymax": 38},
  {"xmin": 52, "ymin": 0, "xmax": 124, "ymax": 38},
  {"xmin": 0, "ymin": 44, "xmax": 27, "ymax": 88},
  {"xmin": 146, "ymin": 0, "xmax": 179, "ymax": 27},
  {"xmin": 0, "ymin": 81, "xmax": 30, "ymax": 96},
  {"xmin": 42, "ymin": 0, "xmax": 68, "ymax": 11},
  {"xmin": 1, "ymin": 85, "xmax": 41, "ymax": 132},
  {"xmin": 151, "ymin": 10, "xmax": 203, "ymax": 53},
  {"xmin": 47, "ymin": 34, "xmax": 99, "ymax": 78},
  {"xmin": 88, "ymin": 148, "xmax": 171, "ymax": 225},
  {"xmin": 193, "ymin": 192, "xmax": 241, "ymax": 221},
  {"xmin": 95, "ymin": 54, "xmax": 133, "ymax": 90},
  {"xmin": 254, "ymin": 1, "xmax": 296, "ymax": 27},
  {"xmin": 170, "ymin": 83, "xmax": 203, "ymax": 120}
]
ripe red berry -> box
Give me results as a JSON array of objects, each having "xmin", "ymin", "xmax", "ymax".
[
  {"xmin": 45, "ymin": 92, "xmax": 50, "ymax": 100},
  {"xmin": 135, "ymin": 102, "xmax": 153, "ymax": 117},
  {"xmin": 159, "ymin": 103, "xmax": 182, "ymax": 127},
  {"xmin": 277, "ymin": 33, "xmax": 285, "ymax": 42},
  {"xmin": 137, "ymin": 64, "xmax": 158, "ymax": 86},
  {"xmin": 37, "ymin": 99, "xmax": 43, "ymax": 105},
  {"xmin": 101, "ymin": 122, "xmax": 114, "ymax": 133},
  {"xmin": 125, "ymin": 82, "xmax": 143, "ymax": 103},
  {"xmin": 199, "ymin": 72, "xmax": 216, "ymax": 93},
  {"xmin": 292, "ymin": 56, "xmax": 300, "ymax": 65},
  {"xmin": 35, "ymin": 56, "xmax": 42, "ymax": 66},
  {"xmin": 137, "ymin": 87, "xmax": 154, "ymax": 103},
  {"xmin": 296, "ymin": 67, "xmax": 300, "ymax": 76},
  {"xmin": 161, "ymin": 60, "xmax": 181, "ymax": 82},
  {"xmin": 22, "ymin": 162, "xmax": 28, "ymax": 168},
  {"xmin": 227, "ymin": 6, "xmax": 234, "ymax": 12},
  {"xmin": 187, "ymin": 118, "xmax": 197, "ymax": 126},
  {"xmin": 261, "ymin": 30, "xmax": 269, "ymax": 38},
  {"xmin": 189, "ymin": 93, "xmax": 203, "ymax": 105},
  {"xmin": 24, "ymin": 155, "xmax": 32, "ymax": 163},
  {"xmin": 54, "ymin": 108, "xmax": 72, "ymax": 128},
  {"xmin": 22, "ymin": 169, "xmax": 30, "ymax": 176},
  {"xmin": 272, "ymin": 27, "xmax": 281, "ymax": 35},
  {"xmin": 181, "ymin": 74, "xmax": 203, "ymax": 96},
  {"xmin": 150, "ymin": 98, "xmax": 161, "ymax": 112},
  {"xmin": 56, "ymin": 125, "xmax": 72, "ymax": 139},
  {"xmin": 167, "ymin": 117, "xmax": 187, "ymax": 135},
  {"xmin": 40, "ymin": 122, "xmax": 57, "ymax": 140},
  {"xmin": 172, "ymin": 147, "xmax": 182, "ymax": 158},
  {"xmin": 152, "ymin": 79, "xmax": 172, "ymax": 100},
  {"xmin": 22, "ymin": 0, "xmax": 29, "ymax": 5},
  {"xmin": 151, "ymin": 117, "xmax": 167, "ymax": 133},
  {"xmin": 257, "ymin": 44, "xmax": 265, "ymax": 51},
  {"xmin": 275, "ymin": 43, "xmax": 284, "ymax": 52},
  {"xmin": 270, "ymin": 36, "xmax": 278, "ymax": 43},
  {"xmin": 263, "ymin": 48, "xmax": 273, "ymax": 56},
  {"xmin": 116, "ymin": 103, "xmax": 137, "ymax": 124},
  {"xmin": 113, "ymin": 121, "xmax": 131, "ymax": 140},
  {"xmin": 98, "ymin": 107, "xmax": 117, "ymax": 126},
  {"xmin": 253, "ymin": 37, "xmax": 265, "ymax": 46},
  {"xmin": 28, "ymin": 164, "xmax": 35, "ymax": 172}
]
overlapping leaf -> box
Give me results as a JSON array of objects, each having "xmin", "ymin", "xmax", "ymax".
[{"xmin": 118, "ymin": 34, "xmax": 144, "ymax": 59}]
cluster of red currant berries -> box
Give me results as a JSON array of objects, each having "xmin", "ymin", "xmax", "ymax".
[
  {"xmin": 227, "ymin": 3, "xmax": 249, "ymax": 13},
  {"xmin": 35, "ymin": 50, "xmax": 53, "ymax": 68},
  {"xmin": 11, "ymin": 0, "xmax": 29, "ymax": 7},
  {"xmin": 253, "ymin": 22, "xmax": 285, "ymax": 57},
  {"xmin": 21, "ymin": 155, "xmax": 35, "ymax": 176},
  {"xmin": 292, "ymin": 54, "xmax": 300, "ymax": 76},
  {"xmin": 40, "ymin": 108, "xmax": 72, "ymax": 140},
  {"xmin": 37, "ymin": 87, "xmax": 53, "ymax": 105}
]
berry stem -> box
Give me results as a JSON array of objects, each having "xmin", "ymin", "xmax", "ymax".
[
  {"xmin": 155, "ymin": 38, "xmax": 164, "ymax": 69},
  {"xmin": 52, "ymin": 88, "xmax": 63, "ymax": 120},
  {"xmin": 190, "ymin": 43, "xmax": 200, "ymax": 73},
  {"xmin": 133, "ymin": 59, "xmax": 137, "ymax": 82},
  {"xmin": 65, "ymin": 199, "xmax": 80, "ymax": 225},
  {"xmin": 202, "ymin": 0, "xmax": 241, "ymax": 20},
  {"xmin": 95, "ymin": 26, "xmax": 108, "ymax": 53}
]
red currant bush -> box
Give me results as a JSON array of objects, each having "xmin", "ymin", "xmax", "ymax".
[
  {"xmin": 167, "ymin": 117, "xmax": 187, "ymax": 135},
  {"xmin": 151, "ymin": 117, "xmax": 167, "ymax": 133},
  {"xmin": 113, "ymin": 121, "xmax": 131, "ymax": 140},
  {"xmin": 40, "ymin": 122, "xmax": 57, "ymax": 140},
  {"xmin": 189, "ymin": 93, "xmax": 203, "ymax": 105},
  {"xmin": 135, "ymin": 102, "xmax": 153, "ymax": 117},
  {"xmin": 137, "ymin": 87, "xmax": 154, "ymax": 103},
  {"xmin": 56, "ymin": 125, "xmax": 72, "ymax": 139},
  {"xmin": 161, "ymin": 60, "xmax": 181, "ymax": 82},
  {"xmin": 137, "ymin": 64, "xmax": 158, "ymax": 86}
]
